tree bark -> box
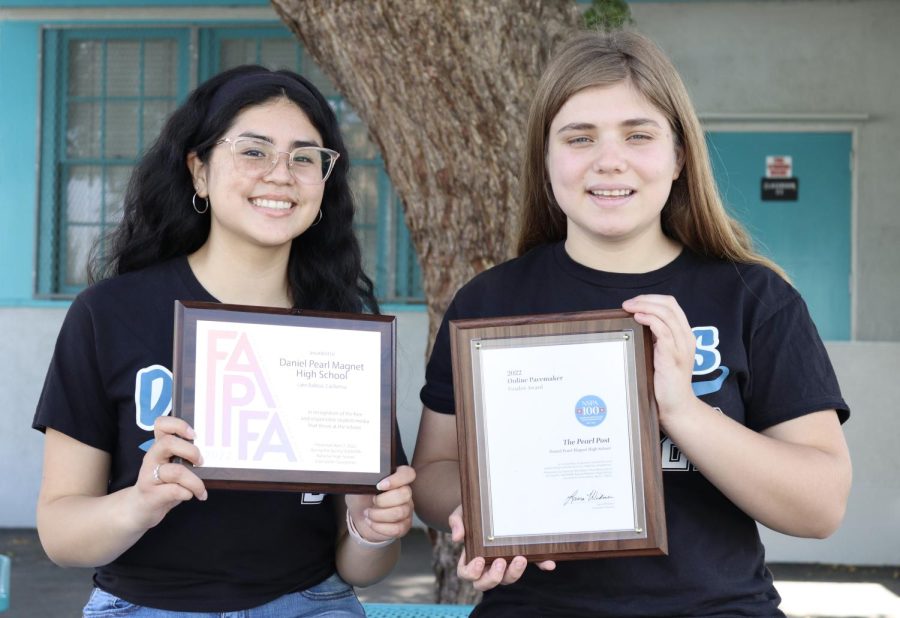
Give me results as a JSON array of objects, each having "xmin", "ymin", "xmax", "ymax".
[{"xmin": 271, "ymin": 0, "xmax": 580, "ymax": 603}]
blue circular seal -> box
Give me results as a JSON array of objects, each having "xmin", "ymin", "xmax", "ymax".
[{"xmin": 575, "ymin": 395, "xmax": 607, "ymax": 427}]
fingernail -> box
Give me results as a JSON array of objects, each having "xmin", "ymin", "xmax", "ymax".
[
  {"xmin": 186, "ymin": 427, "xmax": 196, "ymax": 439},
  {"xmin": 200, "ymin": 491, "xmax": 208, "ymax": 501},
  {"xmin": 376, "ymin": 479, "xmax": 389, "ymax": 491},
  {"xmin": 363, "ymin": 508, "xmax": 370, "ymax": 519}
]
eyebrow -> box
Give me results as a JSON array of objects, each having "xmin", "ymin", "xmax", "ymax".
[
  {"xmin": 556, "ymin": 122, "xmax": 596, "ymax": 133},
  {"xmin": 623, "ymin": 118, "xmax": 664, "ymax": 129},
  {"xmin": 237, "ymin": 132, "xmax": 322, "ymax": 148},
  {"xmin": 555, "ymin": 118, "xmax": 664, "ymax": 134}
]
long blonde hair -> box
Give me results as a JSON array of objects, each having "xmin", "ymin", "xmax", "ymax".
[{"xmin": 517, "ymin": 30, "xmax": 787, "ymax": 280}]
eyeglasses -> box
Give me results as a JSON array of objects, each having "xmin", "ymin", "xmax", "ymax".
[{"xmin": 215, "ymin": 137, "xmax": 339, "ymax": 185}]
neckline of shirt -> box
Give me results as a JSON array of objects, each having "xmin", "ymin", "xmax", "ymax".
[
  {"xmin": 551, "ymin": 241, "xmax": 696, "ymax": 289},
  {"xmin": 173, "ymin": 255, "xmax": 219, "ymax": 303}
]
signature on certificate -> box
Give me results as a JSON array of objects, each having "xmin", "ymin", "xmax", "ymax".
[{"xmin": 563, "ymin": 489, "xmax": 613, "ymax": 506}]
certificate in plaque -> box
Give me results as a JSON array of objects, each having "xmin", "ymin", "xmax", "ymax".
[
  {"xmin": 450, "ymin": 309, "xmax": 666, "ymax": 562},
  {"xmin": 173, "ymin": 301, "xmax": 396, "ymax": 493}
]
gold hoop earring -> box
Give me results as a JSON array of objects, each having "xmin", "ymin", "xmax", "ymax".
[
  {"xmin": 192, "ymin": 192, "xmax": 209, "ymax": 215},
  {"xmin": 310, "ymin": 209, "xmax": 323, "ymax": 227}
]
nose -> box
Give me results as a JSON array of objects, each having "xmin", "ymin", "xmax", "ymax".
[
  {"xmin": 591, "ymin": 139, "xmax": 627, "ymax": 174},
  {"xmin": 264, "ymin": 151, "xmax": 295, "ymax": 183}
]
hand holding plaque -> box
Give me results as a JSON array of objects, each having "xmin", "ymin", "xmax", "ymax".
[{"xmin": 449, "ymin": 309, "xmax": 667, "ymax": 562}]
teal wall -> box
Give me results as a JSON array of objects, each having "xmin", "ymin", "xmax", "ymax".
[{"xmin": 0, "ymin": 21, "xmax": 50, "ymax": 305}]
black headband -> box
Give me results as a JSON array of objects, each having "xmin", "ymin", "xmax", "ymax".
[{"xmin": 208, "ymin": 71, "xmax": 312, "ymax": 118}]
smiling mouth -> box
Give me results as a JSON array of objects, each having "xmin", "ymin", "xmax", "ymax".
[
  {"xmin": 251, "ymin": 198, "xmax": 294, "ymax": 210},
  {"xmin": 589, "ymin": 189, "xmax": 634, "ymax": 197}
]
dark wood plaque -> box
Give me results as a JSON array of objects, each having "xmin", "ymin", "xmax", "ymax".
[
  {"xmin": 450, "ymin": 309, "xmax": 666, "ymax": 562},
  {"xmin": 173, "ymin": 301, "xmax": 395, "ymax": 494}
]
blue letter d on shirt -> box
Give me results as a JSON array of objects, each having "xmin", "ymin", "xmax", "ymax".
[{"xmin": 135, "ymin": 364, "xmax": 173, "ymax": 451}]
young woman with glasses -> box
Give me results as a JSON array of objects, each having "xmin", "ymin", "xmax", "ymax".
[
  {"xmin": 33, "ymin": 65, "xmax": 414, "ymax": 617},
  {"xmin": 412, "ymin": 31, "xmax": 851, "ymax": 617}
]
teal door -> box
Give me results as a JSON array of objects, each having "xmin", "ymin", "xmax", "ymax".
[{"xmin": 706, "ymin": 131, "xmax": 852, "ymax": 340}]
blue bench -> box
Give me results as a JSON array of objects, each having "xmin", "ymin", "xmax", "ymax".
[
  {"xmin": 0, "ymin": 554, "xmax": 10, "ymax": 613},
  {"xmin": 363, "ymin": 603, "xmax": 473, "ymax": 617}
]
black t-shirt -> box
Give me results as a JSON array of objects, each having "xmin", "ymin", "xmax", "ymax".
[
  {"xmin": 421, "ymin": 242, "xmax": 848, "ymax": 618},
  {"xmin": 33, "ymin": 257, "xmax": 406, "ymax": 612}
]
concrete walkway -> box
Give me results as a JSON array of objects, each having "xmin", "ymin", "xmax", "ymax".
[{"xmin": 2, "ymin": 528, "xmax": 898, "ymax": 617}]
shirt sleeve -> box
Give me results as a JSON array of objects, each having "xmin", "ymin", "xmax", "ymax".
[
  {"xmin": 32, "ymin": 295, "xmax": 117, "ymax": 452},
  {"xmin": 419, "ymin": 297, "xmax": 461, "ymax": 415},
  {"xmin": 745, "ymin": 294, "xmax": 849, "ymax": 431}
]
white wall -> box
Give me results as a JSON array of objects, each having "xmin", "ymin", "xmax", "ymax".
[
  {"xmin": 759, "ymin": 342, "xmax": 900, "ymax": 565},
  {"xmin": 0, "ymin": 309, "xmax": 64, "ymax": 526}
]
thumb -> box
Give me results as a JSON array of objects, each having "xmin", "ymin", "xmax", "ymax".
[{"xmin": 449, "ymin": 505, "xmax": 465, "ymax": 542}]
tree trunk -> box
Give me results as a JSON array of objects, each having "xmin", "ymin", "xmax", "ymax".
[{"xmin": 271, "ymin": 0, "xmax": 579, "ymax": 603}]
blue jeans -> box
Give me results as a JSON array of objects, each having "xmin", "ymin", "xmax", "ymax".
[{"xmin": 82, "ymin": 573, "xmax": 364, "ymax": 617}]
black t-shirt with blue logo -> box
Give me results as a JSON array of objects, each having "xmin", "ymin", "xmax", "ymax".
[
  {"xmin": 33, "ymin": 257, "xmax": 405, "ymax": 612},
  {"xmin": 420, "ymin": 242, "xmax": 848, "ymax": 618}
]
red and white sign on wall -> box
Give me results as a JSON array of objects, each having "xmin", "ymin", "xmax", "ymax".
[
  {"xmin": 765, "ymin": 155, "xmax": 793, "ymax": 178},
  {"xmin": 761, "ymin": 155, "xmax": 798, "ymax": 201}
]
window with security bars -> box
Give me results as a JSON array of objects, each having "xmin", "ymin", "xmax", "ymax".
[
  {"xmin": 37, "ymin": 26, "xmax": 424, "ymax": 303},
  {"xmin": 37, "ymin": 29, "xmax": 187, "ymax": 296}
]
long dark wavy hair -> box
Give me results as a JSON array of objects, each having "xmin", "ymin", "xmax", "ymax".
[{"xmin": 91, "ymin": 65, "xmax": 378, "ymax": 313}]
